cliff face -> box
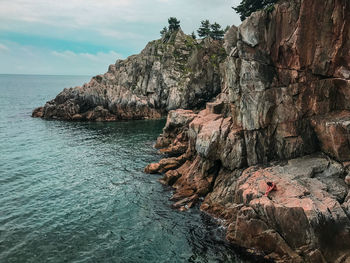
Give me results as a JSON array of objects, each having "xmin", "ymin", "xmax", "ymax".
[
  {"xmin": 32, "ymin": 0, "xmax": 350, "ymax": 261},
  {"xmin": 145, "ymin": 0, "xmax": 350, "ymax": 262},
  {"xmin": 32, "ymin": 30, "xmax": 226, "ymax": 121}
]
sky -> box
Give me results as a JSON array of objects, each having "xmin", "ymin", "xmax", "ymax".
[{"xmin": 0, "ymin": 0, "xmax": 241, "ymax": 75}]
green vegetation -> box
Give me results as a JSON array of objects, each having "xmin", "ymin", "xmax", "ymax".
[
  {"xmin": 168, "ymin": 17, "xmax": 180, "ymax": 32},
  {"xmin": 160, "ymin": 18, "xmax": 225, "ymax": 40},
  {"xmin": 197, "ymin": 20, "xmax": 225, "ymax": 40},
  {"xmin": 197, "ymin": 20, "xmax": 211, "ymax": 38},
  {"xmin": 160, "ymin": 26, "xmax": 168, "ymax": 37},
  {"xmin": 210, "ymin": 23, "xmax": 225, "ymax": 40},
  {"xmin": 233, "ymin": 0, "xmax": 278, "ymax": 21},
  {"xmin": 191, "ymin": 31, "xmax": 196, "ymax": 39},
  {"xmin": 184, "ymin": 36, "xmax": 196, "ymax": 48},
  {"xmin": 160, "ymin": 17, "xmax": 181, "ymax": 38},
  {"xmin": 210, "ymin": 47, "xmax": 227, "ymax": 68}
]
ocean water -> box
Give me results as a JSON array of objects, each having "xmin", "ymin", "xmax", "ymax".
[{"xmin": 0, "ymin": 74, "xmax": 257, "ymax": 263}]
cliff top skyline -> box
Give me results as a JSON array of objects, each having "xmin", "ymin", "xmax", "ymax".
[{"xmin": 0, "ymin": 0, "xmax": 241, "ymax": 76}]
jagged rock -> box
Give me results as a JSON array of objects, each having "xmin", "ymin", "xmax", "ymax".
[
  {"xmin": 201, "ymin": 154, "xmax": 350, "ymax": 263},
  {"xmin": 146, "ymin": 0, "xmax": 350, "ymax": 261},
  {"xmin": 33, "ymin": 30, "xmax": 226, "ymax": 121},
  {"xmin": 311, "ymin": 110, "xmax": 350, "ymax": 161},
  {"xmin": 345, "ymin": 175, "xmax": 350, "ymax": 186},
  {"xmin": 206, "ymin": 101, "xmax": 225, "ymax": 114},
  {"xmin": 31, "ymin": 107, "xmax": 43, "ymax": 118},
  {"xmin": 144, "ymin": 154, "xmax": 188, "ymax": 174},
  {"xmin": 31, "ymin": 0, "xmax": 350, "ymax": 260},
  {"xmin": 154, "ymin": 109, "xmax": 197, "ymax": 152}
]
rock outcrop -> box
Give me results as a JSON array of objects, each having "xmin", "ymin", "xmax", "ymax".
[
  {"xmin": 32, "ymin": 30, "xmax": 226, "ymax": 121},
  {"xmin": 32, "ymin": 0, "xmax": 350, "ymax": 260},
  {"xmin": 145, "ymin": 0, "xmax": 350, "ymax": 262}
]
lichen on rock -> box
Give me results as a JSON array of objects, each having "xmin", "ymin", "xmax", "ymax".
[
  {"xmin": 145, "ymin": 0, "xmax": 350, "ymax": 261},
  {"xmin": 32, "ymin": 30, "xmax": 226, "ymax": 121},
  {"xmin": 32, "ymin": 0, "xmax": 350, "ymax": 261}
]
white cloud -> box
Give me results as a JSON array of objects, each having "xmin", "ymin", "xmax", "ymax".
[
  {"xmin": 52, "ymin": 50, "xmax": 77, "ymax": 58},
  {"xmin": 98, "ymin": 29, "xmax": 142, "ymax": 40},
  {"xmin": 0, "ymin": 0, "xmax": 242, "ymax": 74},
  {"xmin": 0, "ymin": 0, "xmax": 149, "ymax": 29},
  {"xmin": 0, "ymin": 41, "xmax": 123, "ymax": 75},
  {"xmin": 52, "ymin": 50, "xmax": 122, "ymax": 62},
  {"xmin": 0, "ymin": 0, "xmax": 241, "ymax": 32}
]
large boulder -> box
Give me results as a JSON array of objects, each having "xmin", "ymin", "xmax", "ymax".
[{"xmin": 202, "ymin": 154, "xmax": 350, "ymax": 263}]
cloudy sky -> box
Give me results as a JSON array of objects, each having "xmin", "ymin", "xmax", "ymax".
[{"xmin": 0, "ymin": 0, "xmax": 241, "ymax": 75}]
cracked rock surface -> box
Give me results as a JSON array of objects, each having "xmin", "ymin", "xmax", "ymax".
[
  {"xmin": 31, "ymin": 0, "xmax": 350, "ymax": 261},
  {"xmin": 32, "ymin": 30, "xmax": 225, "ymax": 121},
  {"xmin": 145, "ymin": 0, "xmax": 350, "ymax": 261}
]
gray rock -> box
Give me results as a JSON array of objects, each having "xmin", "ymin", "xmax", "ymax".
[{"xmin": 33, "ymin": 30, "xmax": 226, "ymax": 121}]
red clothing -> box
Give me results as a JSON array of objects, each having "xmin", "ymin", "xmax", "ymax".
[{"xmin": 264, "ymin": 182, "xmax": 277, "ymax": 197}]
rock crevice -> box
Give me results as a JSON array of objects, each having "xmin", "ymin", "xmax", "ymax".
[
  {"xmin": 145, "ymin": 0, "xmax": 350, "ymax": 262},
  {"xmin": 32, "ymin": 30, "xmax": 226, "ymax": 121},
  {"xmin": 32, "ymin": 0, "xmax": 350, "ymax": 261}
]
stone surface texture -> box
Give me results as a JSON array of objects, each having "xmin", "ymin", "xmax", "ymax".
[
  {"xmin": 145, "ymin": 0, "xmax": 350, "ymax": 262},
  {"xmin": 33, "ymin": 0, "xmax": 350, "ymax": 261},
  {"xmin": 32, "ymin": 30, "xmax": 226, "ymax": 121}
]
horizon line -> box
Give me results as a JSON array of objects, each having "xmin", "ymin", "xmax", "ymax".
[{"xmin": 0, "ymin": 73, "xmax": 93, "ymax": 77}]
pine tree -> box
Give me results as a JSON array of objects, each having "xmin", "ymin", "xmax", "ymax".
[
  {"xmin": 191, "ymin": 31, "xmax": 197, "ymax": 39},
  {"xmin": 197, "ymin": 20, "xmax": 211, "ymax": 38},
  {"xmin": 233, "ymin": 0, "xmax": 277, "ymax": 21},
  {"xmin": 160, "ymin": 26, "xmax": 168, "ymax": 37},
  {"xmin": 168, "ymin": 17, "xmax": 180, "ymax": 32},
  {"xmin": 210, "ymin": 22, "xmax": 225, "ymax": 40}
]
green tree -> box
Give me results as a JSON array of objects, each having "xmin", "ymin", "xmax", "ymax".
[
  {"xmin": 210, "ymin": 22, "xmax": 225, "ymax": 40},
  {"xmin": 233, "ymin": 0, "xmax": 277, "ymax": 21},
  {"xmin": 197, "ymin": 20, "xmax": 211, "ymax": 38},
  {"xmin": 224, "ymin": 25, "xmax": 231, "ymax": 33},
  {"xmin": 168, "ymin": 17, "xmax": 181, "ymax": 32},
  {"xmin": 191, "ymin": 31, "xmax": 197, "ymax": 39},
  {"xmin": 160, "ymin": 26, "xmax": 168, "ymax": 37}
]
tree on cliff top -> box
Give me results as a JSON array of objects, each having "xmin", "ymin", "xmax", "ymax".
[
  {"xmin": 160, "ymin": 17, "xmax": 180, "ymax": 38},
  {"xmin": 197, "ymin": 20, "xmax": 211, "ymax": 38},
  {"xmin": 233, "ymin": 0, "xmax": 278, "ymax": 21},
  {"xmin": 191, "ymin": 31, "xmax": 197, "ymax": 39},
  {"xmin": 168, "ymin": 17, "xmax": 181, "ymax": 32},
  {"xmin": 198, "ymin": 20, "xmax": 225, "ymax": 40},
  {"xmin": 210, "ymin": 23, "xmax": 225, "ymax": 40},
  {"xmin": 160, "ymin": 26, "xmax": 168, "ymax": 37}
]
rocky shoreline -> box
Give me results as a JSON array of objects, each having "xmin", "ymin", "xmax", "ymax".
[
  {"xmin": 145, "ymin": 108, "xmax": 350, "ymax": 262},
  {"xmin": 32, "ymin": 30, "xmax": 225, "ymax": 121},
  {"xmin": 144, "ymin": 0, "xmax": 350, "ymax": 261},
  {"xmin": 33, "ymin": 0, "xmax": 350, "ymax": 261}
]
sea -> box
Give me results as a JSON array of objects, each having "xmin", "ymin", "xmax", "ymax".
[{"xmin": 0, "ymin": 74, "xmax": 258, "ymax": 263}]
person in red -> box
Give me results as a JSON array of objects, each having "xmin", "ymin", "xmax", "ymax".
[{"xmin": 264, "ymin": 181, "xmax": 277, "ymax": 197}]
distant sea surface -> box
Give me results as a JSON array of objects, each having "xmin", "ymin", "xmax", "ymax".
[{"xmin": 0, "ymin": 74, "xmax": 255, "ymax": 263}]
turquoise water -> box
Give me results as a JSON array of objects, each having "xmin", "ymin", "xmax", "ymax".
[{"xmin": 0, "ymin": 74, "xmax": 256, "ymax": 263}]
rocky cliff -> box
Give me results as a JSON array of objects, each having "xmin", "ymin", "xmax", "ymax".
[
  {"xmin": 32, "ymin": 30, "xmax": 226, "ymax": 121},
  {"xmin": 145, "ymin": 0, "xmax": 350, "ymax": 262}
]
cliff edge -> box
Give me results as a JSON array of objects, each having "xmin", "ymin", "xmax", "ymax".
[
  {"xmin": 32, "ymin": 30, "xmax": 226, "ymax": 121},
  {"xmin": 145, "ymin": 0, "xmax": 350, "ymax": 262}
]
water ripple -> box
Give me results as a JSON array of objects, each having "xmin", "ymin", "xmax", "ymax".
[{"xmin": 0, "ymin": 75, "xmax": 261, "ymax": 263}]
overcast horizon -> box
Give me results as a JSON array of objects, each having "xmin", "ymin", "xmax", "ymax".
[{"xmin": 0, "ymin": 0, "xmax": 241, "ymax": 76}]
